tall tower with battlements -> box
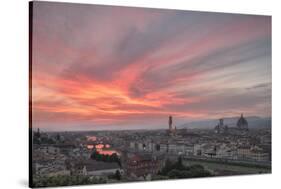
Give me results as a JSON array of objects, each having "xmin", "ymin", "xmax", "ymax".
[{"xmin": 169, "ymin": 115, "xmax": 172, "ymax": 131}]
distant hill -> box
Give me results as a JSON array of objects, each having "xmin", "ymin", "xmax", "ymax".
[{"xmin": 178, "ymin": 116, "xmax": 271, "ymax": 129}]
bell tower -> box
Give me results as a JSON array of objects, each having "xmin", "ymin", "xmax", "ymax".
[{"xmin": 169, "ymin": 115, "xmax": 172, "ymax": 131}]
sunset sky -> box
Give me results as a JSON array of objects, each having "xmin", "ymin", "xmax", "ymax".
[{"xmin": 31, "ymin": 2, "xmax": 271, "ymax": 131}]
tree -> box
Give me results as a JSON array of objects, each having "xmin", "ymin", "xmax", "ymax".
[
  {"xmin": 111, "ymin": 153, "xmax": 118, "ymax": 162},
  {"xmin": 105, "ymin": 154, "xmax": 111, "ymax": 162},
  {"xmin": 96, "ymin": 153, "xmax": 103, "ymax": 161},
  {"xmin": 115, "ymin": 170, "xmax": 121, "ymax": 180},
  {"xmin": 160, "ymin": 159, "xmax": 173, "ymax": 175},
  {"xmin": 90, "ymin": 151, "xmax": 98, "ymax": 159},
  {"xmin": 56, "ymin": 134, "xmax": 61, "ymax": 142},
  {"xmin": 158, "ymin": 158, "xmax": 212, "ymax": 179},
  {"xmin": 175, "ymin": 156, "xmax": 183, "ymax": 169}
]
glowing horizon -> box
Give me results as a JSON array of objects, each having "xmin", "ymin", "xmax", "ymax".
[{"xmin": 31, "ymin": 2, "xmax": 271, "ymax": 131}]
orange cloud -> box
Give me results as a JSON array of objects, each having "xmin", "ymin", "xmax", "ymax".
[{"xmin": 32, "ymin": 71, "xmax": 203, "ymax": 126}]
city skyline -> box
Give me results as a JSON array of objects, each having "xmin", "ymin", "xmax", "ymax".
[{"xmin": 31, "ymin": 2, "xmax": 271, "ymax": 131}]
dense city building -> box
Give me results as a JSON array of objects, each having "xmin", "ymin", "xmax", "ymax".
[{"xmin": 32, "ymin": 115, "xmax": 271, "ymax": 186}]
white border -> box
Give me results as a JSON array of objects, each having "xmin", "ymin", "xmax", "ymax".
[{"xmin": 0, "ymin": 0, "xmax": 279, "ymax": 188}]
